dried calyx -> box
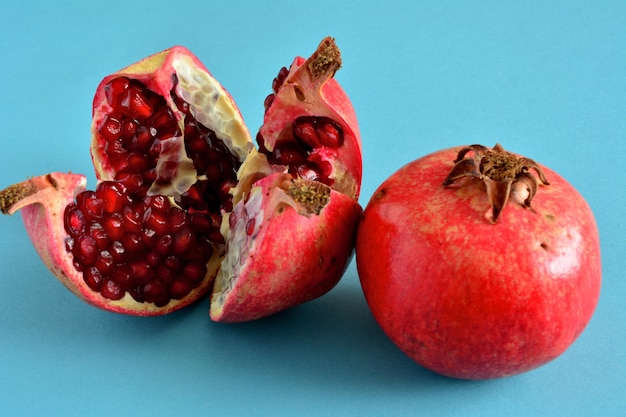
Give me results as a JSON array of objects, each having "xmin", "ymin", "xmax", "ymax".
[{"xmin": 443, "ymin": 143, "xmax": 549, "ymax": 223}]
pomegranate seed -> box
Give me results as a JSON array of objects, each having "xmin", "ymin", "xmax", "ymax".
[
  {"xmin": 186, "ymin": 134, "xmax": 211, "ymax": 154},
  {"xmin": 84, "ymin": 267, "xmax": 104, "ymax": 292},
  {"xmin": 120, "ymin": 119, "xmax": 139, "ymax": 141},
  {"xmin": 111, "ymin": 265, "xmax": 133, "ymax": 290},
  {"xmin": 146, "ymin": 195, "xmax": 168, "ymax": 211},
  {"xmin": 88, "ymin": 223, "xmax": 108, "ymax": 250},
  {"xmin": 101, "ymin": 279, "xmax": 124, "ymax": 300},
  {"xmin": 109, "ymin": 240, "xmax": 127, "ymax": 262},
  {"xmin": 246, "ymin": 218, "xmax": 256, "ymax": 236},
  {"xmin": 128, "ymin": 287, "xmax": 145, "ymax": 303},
  {"xmin": 127, "ymin": 152, "xmax": 151, "ymax": 173},
  {"xmin": 272, "ymin": 66, "xmax": 290, "ymax": 93},
  {"xmin": 119, "ymin": 85, "xmax": 154, "ymax": 119},
  {"xmin": 98, "ymin": 115, "xmax": 122, "ymax": 142},
  {"xmin": 293, "ymin": 116, "xmax": 344, "ymax": 149},
  {"xmin": 264, "ymin": 94, "xmax": 275, "ymax": 112},
  {"xmin": 293, "ymin": 119, "xmax": 321, "ymax": 148},
  {"xmin": 164, "ymin": 255, "xmax": 181, "ymax": 271},
  {"xmin": 130, "ymin": 260, "xmax": 154, "ymax": 286},
  {"xmin": 143, "ymin": 208, "xmax": 168, "ymax": 234},
  {"xmin": 156, "ymin": 264, "xmax": 175, "ymax": 285},
  {"xmin": 75, "ymin": 235, "xmax": 98, "ymax": 266},
  {"xmin": 122, "ymin": 232, "xmax": 142, "ymax": 254},
  {"xmin": 129, "ymin": 126, "xmax": 154, "ymax": 151},
  {"xmin": 209, "ymin": 230, "xmax": 225, "ymax": 245},
  {"xmin": 103, "ymin": 213, "xmax": 125, "ymax": 240},
  {"xmin": 183, "ymin": 262, "xmax": 208, "ymax": 284},
  {"xmin": 156, "ymin": 234, "xmax": 173, "ymax": 256},
  {"xmin": 173, "ymin": 228, "xmax": 194, "ymax": 255},
  {"xmin": 141, "ymin": 228, "xmax": 158, "ymax": 248},
  {"xmin": 273, "ymin": 143, "xmax": 308, "ymax": 165},
  {"xmin": 316, "ymin": 119, "xmax": 344, "ymax": 148},
  {"xmin": 96, "ymin": 182, "xmax": 128, "ymax": 214},
  {"xmin": 294, "ymin": 162, "xmax": 321, "ymax": 182},
  {"xmin": 204, "ymin": 164, "xmax": 222, "ymax": 184},
  {"xmin": 64, "ymin": 205, "xmax": 86, "ymax": 237},
  {"xmin": 169, "ymin": 279, "xmax": 192, "ymax": 299},
  {"xmin": 181, "ymin": 184, "xmax": 205, "ymax": 209},
  {"xmin": 143, "ymin": 280, "xmax": 167, "ymax": 303},
  {"xmin": 115, "ymin": 171, "xmax": 144, "ymax": 196},
  {"xmin": 186, "ymin": 239, "xmax": 213, "ymax": 261},
  {"xmin": 105, "ymin": 77, "xmax": 130, "ymax": 106},
  {"xmin": 94, "ymin": 250, "xmax": 114, "ymax": 275},
  {"xmin": 168, "ymin": 207, "xmax": 187, "ymax": 232},
  {"xmin": 149, "ymin": 107, "xmax": 176, "ymax": 134},
  {"xmin": 123, "ymin": 205, "xmax": 143, "ymax": 233}
]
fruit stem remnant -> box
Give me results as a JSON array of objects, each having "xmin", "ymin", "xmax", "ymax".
[
  {"xmin": 0, "ymin": 174, "xmax": 62, "ymax": 215},
  {"xmin": 0, "ymin": 182, "xmax": 36, "ymax": 214},
  {"xmin": 306, "ymin": 37, "xmax": 342, "ymax": 81},
  {"xmin": 285, "ymin": 179, "xmax": 330, "ymax": 216},
  {"xmin": 442, "ymin": 143, "xmax": 549, "ymax": 223}
]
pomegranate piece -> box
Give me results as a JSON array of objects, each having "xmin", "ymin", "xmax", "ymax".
[
  {"xmin": 210, "ymin": 37, "xmax": 363, "ymax": 322},
  {"xmin": 1, "ymin": 46, "xmax": 251, "ymax": 316},
  {"xmin": 210, "ymin": 174, "xmax": 361, "ymax": 322},
  {"xmin": 64, "ymin": 181, "xmax": 215, "ymax": 306},
  {"xmin": 356, "ymin": 144, "xmax": 601, "ymax": 379},
  {"xmin": 256, "ymin": 36, "xmax": 362, "ymax": 200}
]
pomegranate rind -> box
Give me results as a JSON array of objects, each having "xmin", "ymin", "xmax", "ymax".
[
  {"xmin": 90, "ymin": 45, "xmax": 252, "ymax": 199},
  {"xmin": 260, "ymin": 38, "xmax": 362, "ymax": 200},
  {"xmin": 1, "ymin": 173, "xmax": 216, "ymax": 316},
  {"xmin": 210, "ymin": 173, "xmax": 362, "ymax": 322}
]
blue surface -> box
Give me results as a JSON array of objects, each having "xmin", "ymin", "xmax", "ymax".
[{"xmin": 1, "ymin": 1, "xmax": 624, "ymax": 416}]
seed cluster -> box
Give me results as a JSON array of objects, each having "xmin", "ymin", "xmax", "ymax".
[
  {"xmin": 96, "ymin": 76, "xmax": 240, "ymax": 212},
  {"xmin": 257, "ymin": 115, "xmax": 343, "ymax": 186},
  {"xmin": 63, "ymin": 77, "xmax": 244, "ymax": 306},
  {"xmin": 64, "ymin": 181, "xmax": 219, "ymax": 306}
]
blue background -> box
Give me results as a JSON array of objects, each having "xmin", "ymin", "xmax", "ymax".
[{"xmin": 1, "ymin": 1, "xmax": 624, "ymax": 416}]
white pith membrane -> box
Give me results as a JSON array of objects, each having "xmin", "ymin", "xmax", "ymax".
[
  {"xmin": 213, "ymin": 184, "xmax": 265, "ymax": 306},
  {"xmin": 147, "ymin": 55, "xmax": 252, "ymax": 200}
]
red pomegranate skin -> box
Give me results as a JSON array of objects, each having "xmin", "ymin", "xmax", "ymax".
[{"xmin": 356, "ymin": 146, "xmax": 602, "ymax": 379}]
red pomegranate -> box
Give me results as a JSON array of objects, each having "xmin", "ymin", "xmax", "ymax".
[
  {"xmin": 0, "ymin": 38, "xmax": 362, "ymax": 320},
  {"xmin": 356, "ymin": 144, "xmax": 601, "ymax": 379}
]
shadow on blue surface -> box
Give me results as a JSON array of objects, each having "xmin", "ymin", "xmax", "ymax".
[{"xmin": 202, "ymin": 272, "xmax": 477, "ymax": 392}]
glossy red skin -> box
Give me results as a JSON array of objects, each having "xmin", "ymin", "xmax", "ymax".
[
  {"xmin": 356, "ymin": 146, "xmax": 602, "ymax": 379},
  {"xmin": 211, "ymin": 173, "xmax": 362, "ymax": 322}
]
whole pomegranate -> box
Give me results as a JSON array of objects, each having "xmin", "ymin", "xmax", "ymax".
[
  {"xmin": 356, "ymin": 144, "xmax": 601, "ymax": 379},
  {"xmin": 0, "ymin": 37, "xmax": 362, "ymax": 320}
]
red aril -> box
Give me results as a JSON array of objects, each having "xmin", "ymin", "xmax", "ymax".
[{"xmin": 356, "ymin": 144, "xmax": 601, "ymax": 379}]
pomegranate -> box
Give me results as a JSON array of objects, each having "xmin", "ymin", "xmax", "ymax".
[
  {"xmin": 0, "ymin": 38, "xmax": 362, "ymax": 320},
  {"xmin": 210, "ymin": 36, "xmax": 362, "ymax": 322},
  {"xmin": 356, "ymin": 144, "xmax": 601, "ymax": 379},
  {"xmin": 0, "ymin": 46, "xmax": 250, "ymax": 315}
]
